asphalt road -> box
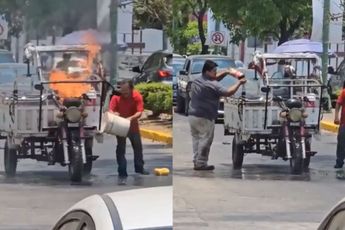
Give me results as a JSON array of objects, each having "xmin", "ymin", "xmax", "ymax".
[
  {"xmin": 173, "ymin": 112, "xmax": 345, "ymax": 229},
  {"xmin": 0, "ymin": 135, "xmax": 172, "ymax": 229}
]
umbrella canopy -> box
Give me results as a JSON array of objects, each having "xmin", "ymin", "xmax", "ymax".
[
  {"xmin": 273, "ymin": 39, "xmax": 333, "ymax": 55},
  {"xmin": 56, "ymin": 29, "xmax": 127, "ymax": 50}
]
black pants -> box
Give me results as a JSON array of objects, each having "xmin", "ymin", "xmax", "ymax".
[
  {"xmin": 116, "ymin": 132, "xmax": 144, "ymax": 177},
  {"xmin": 336, "ymin": 126, "xmax": 345, "ymax": 165}
]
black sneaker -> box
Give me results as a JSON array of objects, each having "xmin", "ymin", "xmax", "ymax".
[
  {"xmin": 193, "ymin": 165, "xmax": 215, "ymax": 171},
  {"xmin": 334, "ymin": 163, "xmax": 344, "ymax": 169},
  {"xmin": 135, "ymin": 169, "xmax": 150, "ymax": 175}
]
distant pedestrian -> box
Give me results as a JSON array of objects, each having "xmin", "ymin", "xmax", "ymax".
[
  {"xmin": 188, "ymin": 60, "xmax": 246, "ymax": 170},
  {"xmin": 109, "ymin": 79, "xmax": 149, "ymax": 185},
  {"xmin": 334, "ymin": 81, "xmax": 345, "ymax": 168}
]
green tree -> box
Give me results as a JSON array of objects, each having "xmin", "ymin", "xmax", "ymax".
[
  {"xmin": 133, "ymin": 0, "xmax": 173, "ymax": 49},
  {"xmin": 184, "ymin": 21, "xmax": 207, "ymax": 54},
  {"xmin": 209, "ymin": 0, "xmax": 312, "ymax": 45},
  {"xmin": 168, "ymin": 0, "xmax": 190, "ymax": 54},
  {"xmin": 175, "ymin": 0, "xmax": 209, "ymax": 54}
]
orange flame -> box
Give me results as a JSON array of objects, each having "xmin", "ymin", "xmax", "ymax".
[
  {"xmin": 49, "ymin": 31, "xmax": 101, "ymax": 100},
  {"xmin": 49, "ymin": 69, "xmax": 92, "ymax": 99}
]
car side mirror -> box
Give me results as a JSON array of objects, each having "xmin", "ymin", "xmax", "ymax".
[
  {"xmin": 132, "ymin": 66, "xmax": 141, "ymax": 73},
  {"xmin": 261, "ymin": 86, "xmax": 270, "ymax": 93},
  {"xmin": 179, "ymin": 70, "xmax": 187, "ymax": 75},
  {"xmin": 34, "ymin": 84, "xmax": 43, "ymax": 91}
]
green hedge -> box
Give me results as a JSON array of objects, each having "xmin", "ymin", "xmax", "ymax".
[{"xmin": 135, "ymin": 82, "xmax": 172, "ymax": 116}]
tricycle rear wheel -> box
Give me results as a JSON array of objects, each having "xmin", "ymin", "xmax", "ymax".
[
  {"xmin": 4, "ymin": 141, "xmax": 17, "ymax": 177},
  {"xmin": 232, "ymin": 134, "xmax": 244, "ymax": 170}
]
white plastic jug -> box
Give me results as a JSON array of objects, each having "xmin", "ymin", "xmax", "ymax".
[{"xmin": 99, "ymin": 112, "xmax": 130, "ymax": 137}]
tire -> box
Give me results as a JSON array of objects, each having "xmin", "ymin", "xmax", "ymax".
[
  {"xmin": 68, "ymin": 139, "xmax": 83, "ymax": 182},
  {"xmin": 303, "ymin": 139, "xmax": 311, "ymax": 170},
  {"xmin": 184, "ymin": 84, "xmax": 191, "ymax": 116},
  {"xmin": 232, "ymin": 134, "xmax": 244, "ymax": 170},
  {"xmin": 175, "ymin": 93, "xmax": 185, "ymax": 114},
  {"xmin": 83, "ymin": 138, "xmax": 93, "ymax": 176},
  {"xmin": 290, "ymin": 141, "xmax": 303, "ymax": 175},
  {"xmin": 4, "ymin": 141, "xmax": 17, "ymax": 177},
  {"xmin": 184, "ymin": 96, "xmax": 190, "ymax": 116}
]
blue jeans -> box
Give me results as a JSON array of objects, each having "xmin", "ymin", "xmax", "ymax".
[
  {"xmin": 336, "ymin": 126, "xmax": 345, "ymax": 165},
  {"xmin": 116, "ymin": 132, "xmax": 144, "ymax": 177}
]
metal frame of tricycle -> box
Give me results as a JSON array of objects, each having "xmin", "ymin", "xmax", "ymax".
[
  {"xmin": 3, "ymin": 44, "xmax": 111, "ymax": 163},
  {"xmin": 224, "ymin": 52, "xmax": 324, "ymax": 156}
]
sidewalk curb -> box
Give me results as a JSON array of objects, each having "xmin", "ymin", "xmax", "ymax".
[
  {"xmin": 320, "ymin": 120, "xmax": 339, "ymax": 133},
  {"xmin": 140, "ymin": 128, "xmax": 172, "ymax": 145}
]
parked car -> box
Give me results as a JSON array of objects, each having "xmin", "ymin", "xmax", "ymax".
[
  {"xmin": 0, "ymin": 49, "xmax": 15, "ymax": 63},
  {"xmin": 176, "ymin": 55, "xmax": 242, "ymax": 116},
  {"xmin": 131, "ymin": 50, "xmax": 173, "ymax": 84},
  {"xmin": 318, "ymin": 197, "xmax": 345, "ymax": 229},
  {"xmin": 172, "ymin": 54, "xmax": 186, "ymax": 105},
  {"xmin": 52, "ymin": 186, "xmax": 172, "ymax": 230}
]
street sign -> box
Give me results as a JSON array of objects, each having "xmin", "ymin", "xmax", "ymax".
[
  {"xmin": 0, "ymin": 17, "xmax": 8, "ymax": 40},
  {"xmin": 210, "ymin": 31, "xmax": 227, "ymax": 46}
]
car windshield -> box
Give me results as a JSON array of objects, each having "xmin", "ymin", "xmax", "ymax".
[
  {"xmin": 191, "ymin": 58, "xmax": 236, "ymax": 74},
  {"xmin": 0, "ymin": 52, "xmax": 15, "ymax": 63},
  {"xmin": 39, "ymin": 50, "xmax": 90, "ymax": 76},
  {"xmin": 38, "ymin": 50, "xmax": 102, "ymax": 98},
  {"xmin": 0, "ymin": 65, "xmax": 28, "ymax": 84}
]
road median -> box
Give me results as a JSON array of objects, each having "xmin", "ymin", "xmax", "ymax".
[
  {"xmin": 320, "ymin": 120, "xmax": 339, "ymax": 133},
  {"xmin": 140, "ymin": 128, "xmax": 172, "ymax": 145}
]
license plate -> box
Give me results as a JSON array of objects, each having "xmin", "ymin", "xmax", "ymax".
[
  {"xmin": 289, "ymin": 122, "xmax": 300, "ymax": 126},
  {"xmin": 67, "ymin": 123, "xmax": 80, "ymax": 127}
]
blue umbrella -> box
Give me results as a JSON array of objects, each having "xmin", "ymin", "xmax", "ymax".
[{"xmin": 273, "ymin": 39, "xmax": 334, "ymax": 56}]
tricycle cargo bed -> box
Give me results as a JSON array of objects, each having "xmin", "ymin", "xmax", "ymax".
[
  {"xmin": 224, "ymin": 97, "xmax": 321, "ymax": 134},
  {"xmin": 0, "ymin": 96, "xmax": 100, "ymax": 136}
]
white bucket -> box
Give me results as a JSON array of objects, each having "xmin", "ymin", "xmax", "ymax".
[{"xmin": 99, "ymin": 112, "xmax": 130, "ymax": 137}]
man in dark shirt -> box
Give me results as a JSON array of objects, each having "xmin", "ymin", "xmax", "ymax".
[{"xmin": 189, "ymin": 60, "xmax": 246, "ymax": 170}]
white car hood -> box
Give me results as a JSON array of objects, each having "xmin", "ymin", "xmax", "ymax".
[
  {"xmin": 108, "ymin": 186, "xmax": 172, "ymax": 229},
  {"xmin": 57, "ymin": 186, "xmax": 172, "ymax": 230}
]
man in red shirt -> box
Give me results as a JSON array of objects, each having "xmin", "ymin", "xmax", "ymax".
[
  {"xmin": 334, "ymin": 81, "xmax": 345, "ymax": 168},
  {"xmin": 109, "ymin": 79, "xmax": 149, "ymax": 184}
]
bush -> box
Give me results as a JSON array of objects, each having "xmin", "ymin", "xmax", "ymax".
[{"xmin": 135, "ymin": 82, "xmax": 172, "ymax": 116}]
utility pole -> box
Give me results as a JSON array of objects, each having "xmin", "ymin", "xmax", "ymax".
[
  {"xmin": 321, "ymin": 0, "xmax": 331, "ymax": 110},
  {"xmin": 110, "ymin": 0, "xmax": 118, "ymax": 86},
  {"xmin": 321, "ymin": 0, "xmax": 330, "ymax": 85},
  {"xmin": 214, "ymin": 20, "xmax": 220, "ymax": 54}
]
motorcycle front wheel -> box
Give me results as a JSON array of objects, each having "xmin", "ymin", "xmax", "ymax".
[
  {"xmin": 68, "ymin": 140, "xmax": 83, "ymax": 182},
  {"xmin": 290, "ymin": 141, "xmax": 303, "ymax": 175}
]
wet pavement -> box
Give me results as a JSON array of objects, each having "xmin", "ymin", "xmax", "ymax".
[
  {"xmin": 173, "ymin": 112, "xmax": 345, "ymax": 229},
  {"xmin": 0, "ymin": 135, "xmax": 172, "ymax": 229}
]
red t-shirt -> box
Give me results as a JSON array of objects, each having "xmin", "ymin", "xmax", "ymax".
[
  {"xmin": 109, "ymin": 90, "xmax": 144, "ymax": 132},
  {"xmin": 337, "ymin": 89, "xmax": 345, "ymax": 126}
]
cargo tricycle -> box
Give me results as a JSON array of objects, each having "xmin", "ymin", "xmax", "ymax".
[
  {"xmin": 224, "ymin": 52, "xmax": 324, "ymax": 174},
  {"xmin": 0, "ymin": 43, "xmax": 116, "ymax": 182}
]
